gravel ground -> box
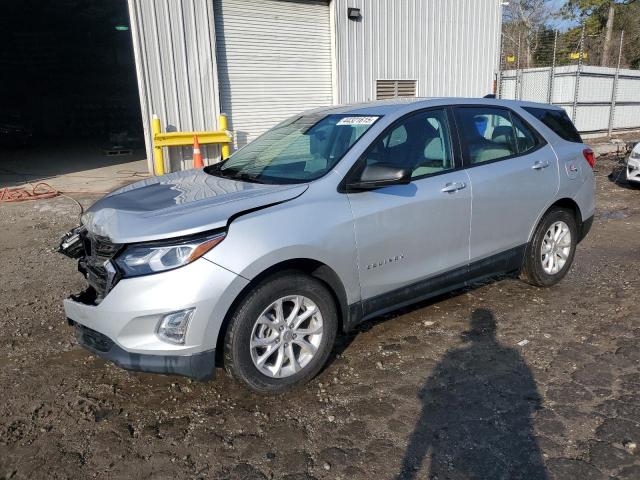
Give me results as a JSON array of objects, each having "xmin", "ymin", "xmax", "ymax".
[{"xmin": 0, "ymin": 155, "xmax": 639, "ymax": 480}]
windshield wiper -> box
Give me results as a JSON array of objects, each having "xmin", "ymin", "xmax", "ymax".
[
  {"xmin": 226, "ymin": 172, "xmax": 265, "ymax": 184},
  {"xmin": 206, "ymin": 165, "xmax": 265, "ymax": 184}
]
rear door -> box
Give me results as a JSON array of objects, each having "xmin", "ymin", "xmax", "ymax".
[
  {"xmin": 453, "ymin": 106, "xmax": 559, "ymax": 264},
  {"xmin": 347, "ymin": 108, "xmax": 471, "ymax": 315}
]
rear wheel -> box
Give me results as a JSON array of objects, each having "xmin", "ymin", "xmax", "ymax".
[
  {"xmin": 521, "ymin": 208, "xmax": 578, "ymax": 287},
  {"xmin": 223, "ymin": 271, "xmax": 337, "ymax": 393}
]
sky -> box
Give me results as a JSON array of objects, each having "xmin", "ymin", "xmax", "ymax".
[
  {"xmin": 504, "ymin": 0, "xmax": 580, "ymax": 32},
  {"xmin": 546, "ymin": 0, "xmax": 581, "ymax": 31}
]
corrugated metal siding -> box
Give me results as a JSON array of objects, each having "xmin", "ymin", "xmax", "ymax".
[
  {"xmin": 333, "ymin": 0, "xmax": 502, "ymax": 103},
  {"xmin": 214, "ymin": 0, "xmax": 333, "ymax": 148},
  {"xmin": 128, "ymin": 0, "xmax": 222, "ymax": 173}
]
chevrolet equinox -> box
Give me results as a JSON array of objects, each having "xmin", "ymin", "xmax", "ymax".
[{"xmin": 60, "ymin": 98, "xmax": 595, "ymax": 393}]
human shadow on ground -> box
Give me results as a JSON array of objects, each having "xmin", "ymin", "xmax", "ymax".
[{"xmin": 398, "ymin": 308, "xmax": 548, "ymax": 480}]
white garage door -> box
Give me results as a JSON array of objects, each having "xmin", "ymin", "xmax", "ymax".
[{"xmin": 214, "ymin": 0, "xmax": 333, "ymax": 147}]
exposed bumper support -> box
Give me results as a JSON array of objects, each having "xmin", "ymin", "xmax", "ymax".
[{"xmin": 72, "ymin": 321, "xmax": 216, "ymax": 380}]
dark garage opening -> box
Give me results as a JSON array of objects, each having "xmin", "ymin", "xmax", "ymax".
[{"xmin": 0, "ymin": 0, "xmax": 146, "ymax": 191}]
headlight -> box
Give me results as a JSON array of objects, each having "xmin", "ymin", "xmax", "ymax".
[
  {"xmin": 630, "ymin": 149, "xmax": 640, "ymax": 160},
  {"xmin": 115, "ymin": 231, "xmax": 225, "ymax": 277}
]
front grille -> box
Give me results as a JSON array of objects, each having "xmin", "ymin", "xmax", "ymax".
[{"xmin": 80, "ymin": 233, "xmax": 121, "ymax": 303}]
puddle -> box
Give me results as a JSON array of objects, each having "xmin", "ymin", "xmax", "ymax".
[{"xmin": 598, "ymin": 209, "xmax": 630, "ymax": 220}]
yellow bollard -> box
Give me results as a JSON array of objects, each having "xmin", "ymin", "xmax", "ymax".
[
  {"xmin": 151, "ymin": 115, "xmax": 165, "ymax": 176},
  {"xmin": 218, "ymin": 113, "xmax": 231, "ymax": 160}
]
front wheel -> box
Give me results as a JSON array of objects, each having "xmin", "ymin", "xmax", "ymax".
[
  {"xmin": 223, "ymin": 271, "xmax": 338, "ymax": 394},
  {"xmin": 520, "ymin": 208, "xmax": 578, "ymax": 287}
]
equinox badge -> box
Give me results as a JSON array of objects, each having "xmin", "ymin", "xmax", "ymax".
[{"xmin": 367, "ymin": 254, "xmax": 405, "ymax": 270}]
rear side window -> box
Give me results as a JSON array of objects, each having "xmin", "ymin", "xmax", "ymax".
[
  {"xmin": 512, "ymin": 115, "xmax": 538, "ymax": 154},
  {"xmin": 523, "ymin": 107, "xmax": 582, "ymax": 143},
  {"xmin": 454, "ymin": 107, "xmax": 542, "ymax": 165},
  {"xmin": 454, "ymin": 107, "xmax": 518, "ymax": 164}
]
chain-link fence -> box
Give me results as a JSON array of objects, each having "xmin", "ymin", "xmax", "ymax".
[{"xmin": 497, "ymin": 25, "xmax": 640, "ymax": 137}]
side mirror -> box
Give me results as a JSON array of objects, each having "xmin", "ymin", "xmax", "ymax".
[{"xmin": 347, "ymin": 163, "xmax": 412, "ymax": 191}]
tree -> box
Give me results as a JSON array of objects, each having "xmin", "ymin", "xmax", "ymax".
[
  {"xmin": 616, "ymin": 1, "xmax": 640, "ymax": 67},
  {"xmin": 562, "ymin": 0, "xmax": 637, "ymax": 66},
  {"xmin": 503, "ymin": 0, "xmax": 552, "ymax": 67},
  {"xmin": 602, "ymin": 2, "xmax": 616, "ymax": 65},
  {"xmin": 532, "ymin": 27, "xmax": 558, "ymax": 66}
]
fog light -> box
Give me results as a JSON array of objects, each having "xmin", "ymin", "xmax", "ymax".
[{"xmin": 157, "ymin": 308, "xmax": 195, "ymax": 344}]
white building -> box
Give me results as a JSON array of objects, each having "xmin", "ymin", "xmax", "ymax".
[{"xmin": 128, "ymin": 0, "xmax": 502, "ymax": 173}]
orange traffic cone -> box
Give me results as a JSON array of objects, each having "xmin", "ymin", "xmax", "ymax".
[{"xmin": 193, "ymin": 135, "xmax": 204, "ymax": 168}]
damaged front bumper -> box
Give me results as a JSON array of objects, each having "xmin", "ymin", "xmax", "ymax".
[
  {"xmin": 59, "ymin": 225, "xmax": 86, "ymax": 259},
  {"xmin": 70, "ymin": 321, "xmax": 216, "ymax": 380},
  {"xmin": 61, "ymin": 237, "xmax": 250, "ymax": 380}
]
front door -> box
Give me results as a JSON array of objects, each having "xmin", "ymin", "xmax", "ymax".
[{"xmin": 346, "ymin": 108, "xmax": 471, "ymax": 317}]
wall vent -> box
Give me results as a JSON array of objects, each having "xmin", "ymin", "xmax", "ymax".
[{"xmin": 376, "ymin": 80, "xmax": 417, "ymax": 99}]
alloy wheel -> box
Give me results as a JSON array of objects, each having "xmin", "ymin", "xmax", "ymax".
[
  {"xmin": 540, "ymin": 220, "xmax": 572, "ymax": 275},
  {"xmin": 249, "ymin": 295, "xmax": 324, "ymax": 378}
]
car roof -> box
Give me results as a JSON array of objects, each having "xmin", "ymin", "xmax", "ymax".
[{"xmin": 308, "ymin": 97, "xmax": 566, "ymax": 117}]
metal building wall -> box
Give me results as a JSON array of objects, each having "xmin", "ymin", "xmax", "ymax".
[
  {"xmin": 333, "ymin": 0, "xmax": 502, "ymax": 103},
  {"xmin": 128, "ymin": 0, "xmax": 222, "ymax": 173}
]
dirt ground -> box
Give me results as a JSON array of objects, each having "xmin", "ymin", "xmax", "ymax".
[{"xmin": 1, "ymin": 154, "xmax": 639, "ymax": 480}]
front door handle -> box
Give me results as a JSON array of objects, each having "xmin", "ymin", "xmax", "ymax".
[
  {"xmin": 532, "ymin": 160, "xmax": 550, "ymax": 170},
  {"xmin": 441, "ymin": 181, "xmax": 467, "ymax": 193}
]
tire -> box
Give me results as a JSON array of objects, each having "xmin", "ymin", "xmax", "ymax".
[
  {"xmin": 520, "ymin": 208, "xmax": 578, "ymax": 287},
  {"xmin": 223, "ymin": 271, "xmax": 338, "ymax": 394}
]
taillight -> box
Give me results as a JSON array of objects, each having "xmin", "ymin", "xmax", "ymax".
[{"xmin": 583, "ymin": 148, "xmax": 595, "ymax": 168}]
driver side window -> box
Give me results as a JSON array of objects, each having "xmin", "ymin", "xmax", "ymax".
[{"xmin": 362, "ymin": 109, "xmax": 454, "ymax": 178}]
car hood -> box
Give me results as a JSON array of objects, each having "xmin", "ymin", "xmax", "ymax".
[{"xmin": 81, "ymin": 169, "xmax": 308, "ymax": 244}]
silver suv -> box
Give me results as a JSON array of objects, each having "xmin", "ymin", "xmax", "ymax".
[{"xmin": 60, "ymin": 98, "xmax": 595, "ymax": 393}]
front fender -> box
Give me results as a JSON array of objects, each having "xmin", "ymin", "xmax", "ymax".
[{"xmin": 204, "ymin": 191, "xmax": 360, "ymax": 305}]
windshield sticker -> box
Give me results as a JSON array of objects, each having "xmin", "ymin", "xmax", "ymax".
[{"xmin": 336, "ymin": 116, "xmax": 379, "ymax": 126}]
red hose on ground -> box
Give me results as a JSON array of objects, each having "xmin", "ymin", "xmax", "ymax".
[{"xmin": 0, "ymin": 183, "xmax": 59, "ymax": 202}]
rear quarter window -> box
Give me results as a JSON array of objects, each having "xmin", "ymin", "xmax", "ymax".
[{"xmin": 523, "ymin": 107, "xmax": 582, "ymax": 143}]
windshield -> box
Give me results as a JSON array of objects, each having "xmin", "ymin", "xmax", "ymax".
[{"xmin": 205, "ymin": 113, "xmax": 380, "ymax": 184}]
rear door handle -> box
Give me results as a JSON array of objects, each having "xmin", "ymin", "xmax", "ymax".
[
  {"xmin": 532, "ymin": 160, "xmax": 550, "ymax": 170},
  {"xmin": 441, "ymin": 181, "xmax": 466, "ymax": 193}
]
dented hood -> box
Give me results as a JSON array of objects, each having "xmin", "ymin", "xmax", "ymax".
[{"xmin": 81, "ymin": 169, "xmax": 308, "ymax": 243}]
